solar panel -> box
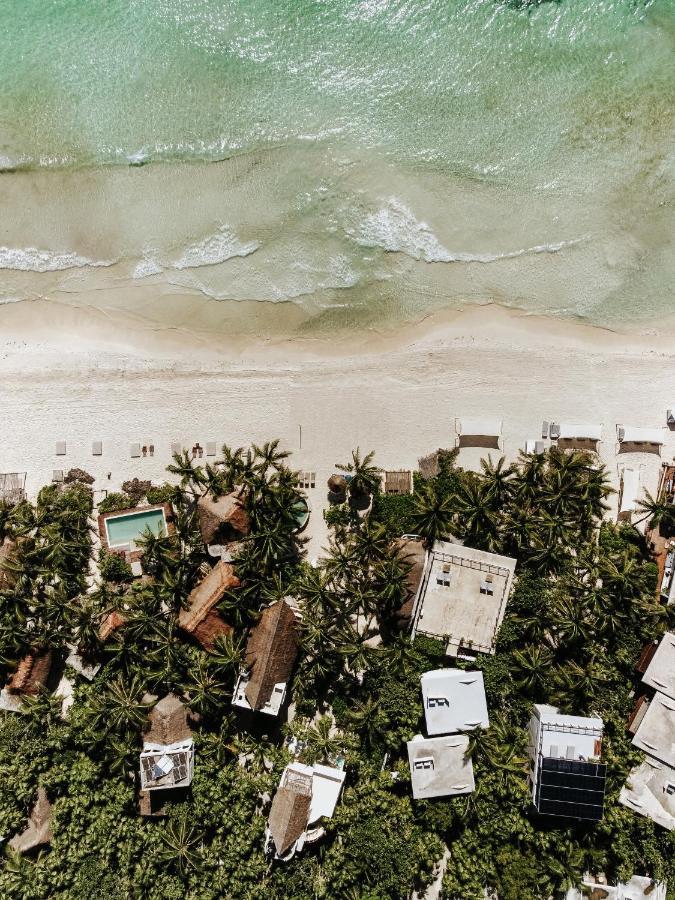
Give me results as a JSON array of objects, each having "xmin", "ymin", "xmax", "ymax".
[{"xmin": 535, "ymin": 756, "xmax": 606, "ymax": 821}]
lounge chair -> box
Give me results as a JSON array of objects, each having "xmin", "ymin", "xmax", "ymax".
[
  {"xmin": 171, "ymin": 442, "xmax": 182, "ymax": 455},
  {"xmin": 130, "ymin": 443, "xmax": 141, "ymax": 458},
  {"xmin": 206, "ymin": 442, "xmax": 217, "ymax": 457},
  {"xmin": 55, "ymin": 441, "xmax": 66, "ymax": 456},
  {"xmin": 92, "ymin": 441, "xmax": 102, "ymax": 456},
  {"xmin": 541, "ymin": 421, "xmax": 549, "ymax": 439}
]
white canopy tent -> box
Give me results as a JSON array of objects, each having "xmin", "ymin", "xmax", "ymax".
[
  {"xmin": 455, "ymin": 417, "xmax": 503, "ymax": 437},
  {"xmin": 617, "ymin": 425, "xmax": 664, "ymax": 446},
  {"xmin": 619, "ymin": 468, "xmax": 641, "ymax": 514},
  {"xmin": 556, "ymin": 422, "xmax": 603, "ymax": 442}
]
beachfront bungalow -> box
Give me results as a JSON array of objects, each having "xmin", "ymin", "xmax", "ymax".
[
  {"xmin": 620, "ymin": 632, "xmax": 675, "ymax": 831},
  {"xmin": 232, "ymin": 599, "xmax": 300, "ymax": 717},
  {"xmin": 421, "ymin": 669, "xmax": 489, "ymax": 736},
  {"xmin": 616, "ymin": 425, "xmax": 665, "ymax": 454},
  {"xmin": 178, "ymin": 560, "xmax": 238, "ymax": 651},
  {"xmin": 455, "ymin": 417, "xmax": 502, "ymax": 450},
  {"xmin": 527, "ymin": 704, "xmax": 606, "ymax": 822},
  {"xmin": 139, "ymin": 694, "xmax": 194, "ymax": 817},
  {"xmin": 0, "ymin": 649, "xmax": 53, "ymax": 712},
  {"xmin": 550, "ymin": 422, "xmax": 603, "ymax": 451},
  {"xmin": 411, "ymin": 539, "xmax": 517, "ymax": 659},
  {"xmin": 407, "ymin": 734, "xmax": 475, "ymax": 800},
  {"xmin": 266, "ymin": 762, "xmax": 346, "ymax": 861},
  {"xmin": 565, "ymin": 874, "xmax": 667, "ymax": 900},
  {"xmin": 196, "ymin": 489, "xmax": 250, "ymax": 550}
]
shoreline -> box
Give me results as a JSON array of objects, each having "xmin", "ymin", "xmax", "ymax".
[{"xmin": 1, "ymin": 300, "xmax": 673, "ymax": 561}]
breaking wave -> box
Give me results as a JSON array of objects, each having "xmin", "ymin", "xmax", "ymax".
[
  {"xmin": 353, "ymin": 198, "xmax": 586, "ymax": 264},
  {"xmin": 172, "ymin": 226, "xmax": 259, "ymax": 269},
  {"xmin": 0, "ymin": 246, "xmax": 115, "ymax": 272}
]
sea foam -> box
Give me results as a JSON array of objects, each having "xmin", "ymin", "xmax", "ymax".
[
  {"xmin": 173, "ymin": 226, "xmax": 259, "ymax": 269},
  {"xmin": 0, "ymin": 246, "xmax": 115, "ymax": 272},
  {"xmin": 354, "ymin": 199, "xmax": 586, "ymax": 264}
]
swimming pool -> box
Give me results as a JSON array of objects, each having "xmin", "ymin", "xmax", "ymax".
[{"xmin": 104, "ymin": 508, "xmax": 167, "ymax": 549}]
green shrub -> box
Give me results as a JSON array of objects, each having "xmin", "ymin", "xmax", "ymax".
[
  {"xmin": 146, "ymin": 483, "xmax": 179, "ymax": 505},
  {"xmin": 99, "ymin": 550, "xmax": 133, "ymax": 583},
  {"xmin": 97, "ymin": 492, "xmax": 133, "ymax": 514}
]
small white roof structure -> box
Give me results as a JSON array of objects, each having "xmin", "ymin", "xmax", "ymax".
[
  {"xmin": 455, "ymin": 417, "xmax": 502, "ymax": 437},
  {"xmin": 307, "ymin": 763, "xmax": 347, "ymax": 822},
  {"xmin": 557, "ymin": 422, "xmax": 602, "ymax": 441},
  {"xmin": 407, "ymin": 734, "xmax": 474, "ymax": 800},
  {"xmin": 566, "ymin": 874, "xmax": 667, "ymax": 900},
  {"xmin": 620, "ymin": 756, "xmax": 675, "ymax": 831},
  {"xmin": 617, "ymin": 425, "xmax": 665, "ymax": 446},
  {"xmin": 631, "ymin": 692, "xmax": 675, "ymax": 768},
  {"xmin": 619, "ymin": 468, "xmax": 641, "ymax": 514},
  {"xmin": 642, "ymin": 633, "xmax": 675, "ymax": 700},
  {"xmin": 421, "ymin": 669, "xmax": 489, "ymax": 735}
]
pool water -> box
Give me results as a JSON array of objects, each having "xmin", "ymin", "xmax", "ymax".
[{"xmin": 105, "ymin": 508, "xmax": 167, "ymax": 548}]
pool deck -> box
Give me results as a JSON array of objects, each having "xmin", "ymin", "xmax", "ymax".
[{"xmin": 98, "ymin": 502, "xmax": 175, "ymax": 557}]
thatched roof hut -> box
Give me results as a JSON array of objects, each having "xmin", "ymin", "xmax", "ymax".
[
  {"xmin": 178, "ymin": 561, "xmax": 238, "ymax": 649},
  {"xmin": 8, "ymin": 787, "xmax": 52, "ymax": 854},
  {"xmin": 197, "ymin": 490, "xmax": 250, "ymax": 546},
  {"xmin": 145, "ymin": 694, "xmax": 192, "ymax": 746},
  {"xmin": 7, "ymin": 650, "xmax": 52, "ymax": 696},
  {"xmin": 244, "ymin": 600, "xmax": 299, "ymax": 711},
  {"xmin": 98, "ymin": 611, "xmax": 126, "ymax": 642},
  {"xmin": 394, "ymin": 537, "xmax": 427, "ymax": 625},
  {"xmin": 268, "ymin": 767, "xmax": 313, "ymax": 857}
]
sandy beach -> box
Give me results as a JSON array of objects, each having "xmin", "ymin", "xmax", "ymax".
[{"xmin": 1, "ymin": 301, "xmax": 673, "ymax": 560}]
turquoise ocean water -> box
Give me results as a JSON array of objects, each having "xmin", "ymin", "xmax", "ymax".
[{"xmin": 0, "ymin": 0, "xmax": 673, "ymax": 333}]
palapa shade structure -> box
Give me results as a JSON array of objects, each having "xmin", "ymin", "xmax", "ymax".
[
  {"xmin": 393, "ymin": 536, "xmax": 427, "ymax": 625},
  {"xmin": 145, "ymin": 694, "xmax": 192, "ymax": 746},
  {"xmin": 268, "ymin": 769, "xmax": 313, "ymax": 856},
  {"xmin": 244, "ymin": 600, "xmax": 299, "ymax": 711},
  {"xmin": 178, "ymin": 561, "xmax": 238, "ymax": 649},
  {"xmin": 0, "ymin": 537, "xmax": 17, "ymax": 590},
  {"xmin": 7, "ymin": 650, "xmax": 52, "ymax": 696},
  {"xmin": 327, "ymin": 474, "xmax": 347, "ymax": 496},
  {"xmin": 197, "ymin": 490, "xmax": 250, "ymax": 546},
  {"xmin": 383, "ymin": 470, "xmax": 412, "ymax": 495}
]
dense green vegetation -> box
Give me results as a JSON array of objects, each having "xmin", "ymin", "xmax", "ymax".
[{"xmin": 0, "ymin": 444, "xmax": 672, "ymax": 899}]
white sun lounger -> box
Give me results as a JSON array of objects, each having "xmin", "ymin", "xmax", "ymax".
[
  {"xmin": 206, "ymin": 442, "xmax": 217, "ymax": 457},
  {"xmin": 130, "ymin": 443, "xmax": 141, "ymax": 458},
  {"xmin": 92, "ymin": 441, "xmax": 102, "ymax": 456},
  {"xmin": 55, "ymin": 441, "xmax": 66, "ymax": 456}
]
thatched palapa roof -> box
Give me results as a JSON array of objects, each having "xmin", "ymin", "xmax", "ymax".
[
  {"xmin": 98, "ymin": 611, "xmax": 126, "ymax": 642},
  {"xmin": 145, "ymin": 694, "xmax": 192, "ymax": 746},
  {"xmin": 7, "ymin": 650, "xmax": 52, "ymax": 696},
  {"xmin": 268, "ymin": 767, "xmax": 313, "ymax": 856},
  {"xmin": 197, "ymin": 490, "xmax": 250, "ymax": 546},
  {"xmin": 179, "ymin": 561, "xmax": 238, "ymax": 632},
  {"xmin": 394, "ymin": 537, "xmax": 427, "ymax": 625},
  {"xmin": 244, "ymin": 600, "xmax": 299, "ymax": 711},
  {"xmin": 384, "ymin": 470, "xmax": 412, "ymax": 495},
  {"xmin": 191, "ymin": 607, "xmax": 233, "ymax": 651}
]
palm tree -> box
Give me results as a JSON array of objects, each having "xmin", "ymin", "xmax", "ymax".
[
  {"xmin": 158, "ymin": 819, "xmax": 204, "ymax": 876},
  {"xmin": 408, "ymin": 482, "xmax": 454, "ymax": 547},
  {"xmin": 252, "ymin": 439, "xmax": 291, "ymax": 474},
  {"xmin": 511, "ymin": 644, "xmax": 554, "ymax": 695},
  {"xmin": 454, "ymin": 479, "xmax": 501, "ymax": 551},
  {"xmin": 166, "ymin": 450, "xmax": 207, "ymax": 497},
  {"xmin": 636, "ymin": 489, "xmax": 675, "ymax": 533},
  {"xmin": 86, "ymin": 674, "xmax": 151, "ymax": 739},
  {"xmin": 303, "ymin": 714, "xmax": 353, "ymax": 764},
  {"xmin": 336, "ymin": 448, "xmax": 381, "ymax": 504},
  {"xmin": 345, "ymin": 697, "xmax": 391, "ymax": 753},
  {"xmin": 183, "ymin": 657, "xmax": 230, "ymax": 718},
  {"xmin": 480, "ymin": 455, "xmax": 516, "ymax": 504}
]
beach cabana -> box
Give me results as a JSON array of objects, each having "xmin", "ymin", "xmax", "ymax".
[
  {"xmin": 618, "ymin": 467, "xmax": 641, "ymax": 520},
  {"xmin": 550, "ymin": 422, "xmax": 602, "ymax": 449},
  {"xmin": 617, "ymin": 425, "xmax": 664, "ymax": 453},
  {"xmin": 455, "ymin": 417, "xmax": 503, "ymax": 450}
]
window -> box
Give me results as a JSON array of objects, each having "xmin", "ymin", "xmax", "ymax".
[
  {"xmin": 299, "ymin": 471, "xmax": 316, "ymax": 489},
  {"xmin": 427, "ymin": 696, "xmax": 450, "ymax": 708},
  {"xmin": 665, "ymin": 783, "xmax": 675, "ymax": 796},
  {"xmin": 413, "ymin": 758, "xmax": 434, "ymax": 771},
  {"xmin": 437, "ymin": 567, "xmax": 452, "ymax": 587}
]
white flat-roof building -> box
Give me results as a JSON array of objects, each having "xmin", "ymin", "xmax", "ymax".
[
  {"xmin": 407, "ymin": 735, "xmax": 475, "ymax": 800},
  {"xmin": 421, "ymin": 669, "xmax": 489, "ymax": 736},
  {"xmin": 620, "ymin": 757, "xmax": 675, "ymax": 831},
  {"xmin": 640, "ymin": 632, "xmax": 675, "ymax": 700},
  {"xmin": 631, "ymin": 692, "xmax": 675, "ymax": 768},
  {"xmin": 411, "ymin": 540, "xmax": 517, "ymax": 658},
  {"xmin": 566, "ymin": 874, "xmax": 667, "ymax": 900},
  {"xmin": 527, "ymin": 704, "xmax": 606, "ymax": 822}
]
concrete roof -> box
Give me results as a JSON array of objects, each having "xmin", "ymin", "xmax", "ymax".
[
  {"xmin": 407, "ymin": 734, "xmax": 475, "ymax": 800},
  {"xmin": 421, "ymin": 669, "xmax": 489, "ymax": 735},
  {"xmin": 632, "ymin": 692, "xmax": 675, "ymax": 768},
  {"xmin": 566, "ymin": 875, "xmax": 667, "ymax": 900},
  {"xmin": 619, "ymin": 757, "xmax": 675, "ymax": 831},
  {"xmin": 412, "ymin": 540, "xmax": 517, "ymax": 656},
  {"xmin": 533, "ymin": 704, "xmax": 603, "ymax": 761},
  {"xmin": 642, "ymin": 632, "xmax": 675, "ymax": 700}
]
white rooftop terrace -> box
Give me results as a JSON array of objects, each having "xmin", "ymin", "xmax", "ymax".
[
  {"xmin": 631, "ymin": 692, "xmax": 675, "ymax": 768},
  {"xmin": 642, "ymin": 632, "xmax": 675, "ymax": 700},
  {"xmin": 421, "ymin": 669, "xmax": 489, "ymax": 736},
  {"xmin": 412, "ymin": 540, "xmax": 517, "ymax": 657},
  {"xmin": 619, "ymin": 757, "xmax": 675, "ymax": 831},
  {"xmin": 531, "ymin": 704, "xmax": 603, "ymax": 761},
  {"xmin": 407, "ymin": 734, "xmax": 475, "ymax": 800}
]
